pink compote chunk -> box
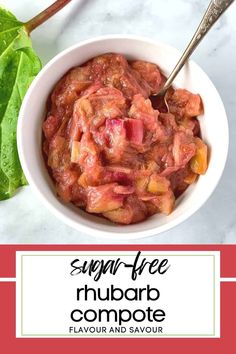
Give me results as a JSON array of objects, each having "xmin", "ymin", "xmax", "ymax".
[{"xmin": 43, "ymin": 54, "xmax": 207, "ymax": 224}]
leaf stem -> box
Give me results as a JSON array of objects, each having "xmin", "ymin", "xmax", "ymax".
[{"xmin": 25, "ymin": 0, "xmax": 72, "ymax": 34}]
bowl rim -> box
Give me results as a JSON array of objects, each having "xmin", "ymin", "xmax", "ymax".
[{"xmin": 17, "ymin": 34, "xmax": 229, "ymax": 240}]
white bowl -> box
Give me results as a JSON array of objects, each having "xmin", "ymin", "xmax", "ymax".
[{"xmin": 17, "ymin": 35, "xmax": 229, "ymax": 240}]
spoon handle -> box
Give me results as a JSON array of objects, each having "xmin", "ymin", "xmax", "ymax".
[{"xmin": 160, "ymin": 0, "xmax": 235, "ymax": 94}]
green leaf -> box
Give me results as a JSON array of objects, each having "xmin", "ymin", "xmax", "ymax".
[{"xmin": 0, "ymin": 7, "xmax": 42, "ymax": 200}]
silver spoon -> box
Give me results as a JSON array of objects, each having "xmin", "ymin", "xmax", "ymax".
[{"xmin": 153, "ymin": 0, "xmax": 235, "ymax": 101}]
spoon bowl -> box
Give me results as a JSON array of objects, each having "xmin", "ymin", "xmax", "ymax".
[{"xmin": 17, "ymin": 35, "xmax": 229, "ymax": 239}]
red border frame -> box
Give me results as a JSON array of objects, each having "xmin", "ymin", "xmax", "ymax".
[{"xmin": 0, "ymin": 245, "xmax": 235, "ymax": 353}]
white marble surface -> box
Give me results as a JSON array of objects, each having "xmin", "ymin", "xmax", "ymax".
[{"xmin": 0, "ymin": 0, "xmax": 236, "ymax": 244}]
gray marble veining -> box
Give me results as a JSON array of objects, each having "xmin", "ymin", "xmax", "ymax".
[{"xmin": 0, "ymin": 0, "xmax": 236, "ymax": 244}]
